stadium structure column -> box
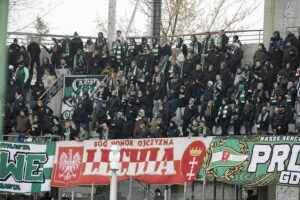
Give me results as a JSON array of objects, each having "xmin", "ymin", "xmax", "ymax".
[
  {"xmin": 152, "ymin": 0, "xmax": 162, "ymax": 37},
  {"xmin": 108, "ymin": 0, "xmax": 117, "ymax": 49},
  {"xmin": 0, "ymin": 0, "xmax": 9, "ymax": 140}
]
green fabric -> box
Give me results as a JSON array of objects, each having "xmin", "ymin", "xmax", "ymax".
[
  {"xmin": 15, "ymin": 67, "xmax": 29, "ymax": 84},
  {"xmin": 152, "ymin": 44, "xmax": 160, "ymax": 56},
  {"xmin": 113, "ymin": 45, "xmax": 122, "ymax": 60},
  {"xmin": 189, "ymin": 41, "xmax": 199, "ymax": 54}
]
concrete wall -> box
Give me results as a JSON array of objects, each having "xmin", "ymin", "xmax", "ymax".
[{"xmin": 263, "ymin": 0, "xmax": 300, "ymax": 48}]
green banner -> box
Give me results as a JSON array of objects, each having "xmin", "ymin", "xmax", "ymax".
[
  {"xmin": 0, "ymin": 141, "xmax": 56, "ymax": 193},
  {"xmin": 200, "ymin": 136, "xmax": 300, "ymax": 187},
  {"xmin": 61, "ymin": 75, "xmax": 106, "ymax": 120}
]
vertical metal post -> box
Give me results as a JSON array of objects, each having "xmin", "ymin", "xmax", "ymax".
[
  {"xmin": 107, "ymin": 0, "xmax": 117, "ymax": 49},
  {"xmin": 91, "ymin": 184, "xmax": 94, "ymax": 200},
  {"xmin": 126, "ymin": 0, "xmax": 141, "ymax": 36},
  {"xmin": 168, "ymin": 185, "xmax": 171, "ymax": 200},
  {"xmin": 183, "ymin": 182, "xmax": 187, "ymax": 200},
  {"xmin": 71, "ymin": 191, "xmax": 74, "ymax": 200},
  {"xmin": 235, "ymin": 185, "xmax": 238, "ymax": 200},
  {"xmin": 110, "ymin": 170, "xmax": 118, "ymax": 200},
  {"xmin": 164, "ymin": 186, "xmax": 168, "ymax": 200},
  {"xmin": 202, "ymin": 175, "xmax": 206, "ymax": 200},
  {"xmin": 213, "ymin": 177, "xmax": 217, "ymax": 200},
  {"xmin": 221, "ymin": 182, "xmax": 224, "ymax": 200},
  {"xmin": 192, "ymin": 182, "xmax": 194, "ymax": 200},
  {"xmin": 0, "ymin": 0, "xmax": 9, "ymax": 140},
  {"xmin": 128, "ymin": 176, "xmax": 133, "ymax": 200}
]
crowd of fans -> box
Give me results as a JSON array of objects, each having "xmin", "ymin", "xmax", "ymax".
[{"xmin": 5, "ymin": 28, "xmax": 300, "ymax": 142}]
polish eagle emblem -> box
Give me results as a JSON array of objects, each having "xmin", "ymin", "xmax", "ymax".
[{"xmin": 58, "ymin": 149, "xmax": 81, "ymax": 181}]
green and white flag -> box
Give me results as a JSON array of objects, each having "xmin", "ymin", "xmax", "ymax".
[
  {"xmin": 208, "ymin": 146, "xmax": 249, "ymax": 170},
  {"xmin": 0, "ymin": 141, "xmax": 56, "ymax": 194},
  {"xmin": 61, "ymin": 75, "xmax": 106, "ymax": 120}
]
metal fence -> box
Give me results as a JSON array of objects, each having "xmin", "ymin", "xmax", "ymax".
[{"xmin": 6, "ymin": 29, "xmax": 263, "ymax": 48}]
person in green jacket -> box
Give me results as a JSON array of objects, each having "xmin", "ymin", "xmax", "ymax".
[
  {"xmin": 15, "ymin": 61, "xmax": 29, "ymax": 98},
  {"xmin": 189, "ymin": 119, "xmax": 207, "ymax": 137},
  {"xmin": 76, "ymin": 126, "xmax": 89, "ymax": 141}
]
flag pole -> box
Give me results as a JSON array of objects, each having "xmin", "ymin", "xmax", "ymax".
[
  {"xmin": 0, "ymin": 0, "xmax": 9, "ymax": 140},
  {"xmin": 202, "ymin": 174, "xmax": 206, "ymax": 200}
]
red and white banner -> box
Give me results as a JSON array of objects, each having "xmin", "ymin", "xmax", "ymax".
[{"xmin": 51, "ymin": 137, "xmax": 212, "ymax": 187}]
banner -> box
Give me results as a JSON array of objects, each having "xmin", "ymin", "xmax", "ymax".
[
  {"xmin": 0, "ymin": 141, "xmax": 55, "ymax": 193},
  {"xmin": 200, "ymin": 136, "xmax": 300, "ymax": 187},
  {"xmin": 61, "ymin": 75, "xmax": 106, "ymax": 120},
  {"xmin": 51, "ymin": 137, "xmax": 212, "ymax": 187}
]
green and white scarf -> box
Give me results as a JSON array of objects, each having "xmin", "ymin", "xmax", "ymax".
[
  {"xmin": 270, "ymin": 89, "xmax": 278, "ymax": 103},
  {"xmin": 127, "ymin": 43, "xmax": 135, "ymax": 54},
  {"xmin": 218, "ymin": 105, "xmax": 229, "ymax": 119},
  {"xmin": 214, "ymin": 81, "xmax": 222, "ymax": 90},
  {"xmin": 258, "ymin": 112, "xmax": 268, "ymax": 122},
  {"xmin": 114, "ymin": 45, "xmax": 122, "ymax": 61},
  {"xmin": 231, "ymin": 106, "xmax": 239, "ymax": 122},
  {"xmin": 100, "ymin": 45, "xmax": 108, "ymax": 58},
  {"xmin": 236, "ymin": 90, "xmax": 245, "ymax": 103},
  {"xmin": 190, "ymin": 41, "xmax": 199, "ymax": 54},
  {"xmin": 199, "ymin": 126, "xmax": 207, "ymax": 135},
  {"xmin": 160, "ymin": 61, "xmax": 168, "ymax": 73},
  {"xmin": 101, "ymin": 129, "xmax": 109, "ymax": 140},
  {"xmin": 152, "ymin": 44, "xmax": 160, "ymax": 56}
]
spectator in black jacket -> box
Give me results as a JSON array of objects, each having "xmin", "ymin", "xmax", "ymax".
[
  {"xmin": 231, "ymin": 43, "xmax": 243, "ymax": 72},
  {"xmin": 70, "ymin": 32, "xmax": 83, "ymax": 59},
  {"xmin": 255, "ymin": 106, "xmax": 270, "ymax": 135},
  {"xmin": 272, "ymin": 105, "xmax": 289, "ymax": 135},
  {"xmin": 217, "ymin": 30, "xmax": 229, "ymax": 53},
  {"xmin": 167, "ymin": 121, "xmax": 180, "ymax": 137},
  {"xmin": 63, "ymin": 122, "xmax": 77, "ymax": 140},
  {"xmin": 242, "ymin": 101, "xmax": 255, "ymax": 135},
  {"xmin": 182, "ymin": 98, "xmax": 199, "ymax": 135},
  {"xmin": 82, "ymin": 92, "xmax": 93, "ymax": 117},
  {"xmin": 30, "ymin": 115, "xmax": 42, "ymax": 140},
  {"xmin": 50, "ymin": 116, "xmax": 63, "ymax": 138},
  {"xmin": 9, "ymin": 38, "xmax": 20, "ymax": 67},
  {"xmin": 27, "ymin": 37, "xmax": 41, "ymax": 73},
  {"xmin": 108, "ymin": 90, "xmax": 121, "ymax": 118},
  {"xmin": 72, "ymin": 103, "xmax": 89, "ymax": 133}
]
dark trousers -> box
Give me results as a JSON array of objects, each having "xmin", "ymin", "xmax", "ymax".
[
  {"xmin": 233, "ymin": 120, "xmax": 241, "ymax": 135},
  {"xmin": 220, "ymin": 118, "xmax": 230, "ymax": 136},
  {"xmin": 244, "ymin": 121, "xmax": 252, "ymax": 135},
  {"xmin": 30, "ymin": 57, "xmax": 40, "ymax": 73}
]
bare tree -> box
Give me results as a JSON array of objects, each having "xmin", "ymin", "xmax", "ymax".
[
  {"xmin": 34, "ymin": 16, "xmax": 50, "ymax": 42},
  {"xmin": 138, "ymin": 0, "xmax": 261, "ymax": 37}
]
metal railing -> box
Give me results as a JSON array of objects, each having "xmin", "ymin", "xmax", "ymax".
[
  {"xmin": 39, "ymin": 74, "xmax": 64, "ymax": 105},
  {"xmin": 7, "ymin": 29, "xmax": 263, "ymax": 47}
]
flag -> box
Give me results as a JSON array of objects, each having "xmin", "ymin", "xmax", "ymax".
[
  {"xmin": 207, "ymin": 146, "xmax": 248, "ymax": 170},
  {"xmin": 0, "ymin": 141, "xmax": 56, "ymax": 194}
]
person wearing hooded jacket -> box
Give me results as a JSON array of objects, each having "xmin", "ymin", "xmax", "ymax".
[
  {"xmin": 176, "ymin": 37, "xmax": 188, "ymax": 57},
  {"xmin": 167, "ymin": 121, "xmax": 180, "ymax": 137},
  {"xmin": 72, "ymin": 103, "xmax": 89, "ymax": 133},
  {"xmin": 139, "ymin": 37, "xmax": 151, "ymax": 55}
]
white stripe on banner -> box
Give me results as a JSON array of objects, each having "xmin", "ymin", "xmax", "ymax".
[{"xmin": 211, "ymin": 151, "xmax": 248, "ymax": 163}]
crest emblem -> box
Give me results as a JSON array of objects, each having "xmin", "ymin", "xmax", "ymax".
[{"xmin": 58, "ymin": 148, "xmax": 82, "ymax": 181}]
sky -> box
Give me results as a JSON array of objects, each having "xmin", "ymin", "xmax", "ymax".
[{"xmin": 8, "ymin": 0, "xmax": 264, "ymax": 37}]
